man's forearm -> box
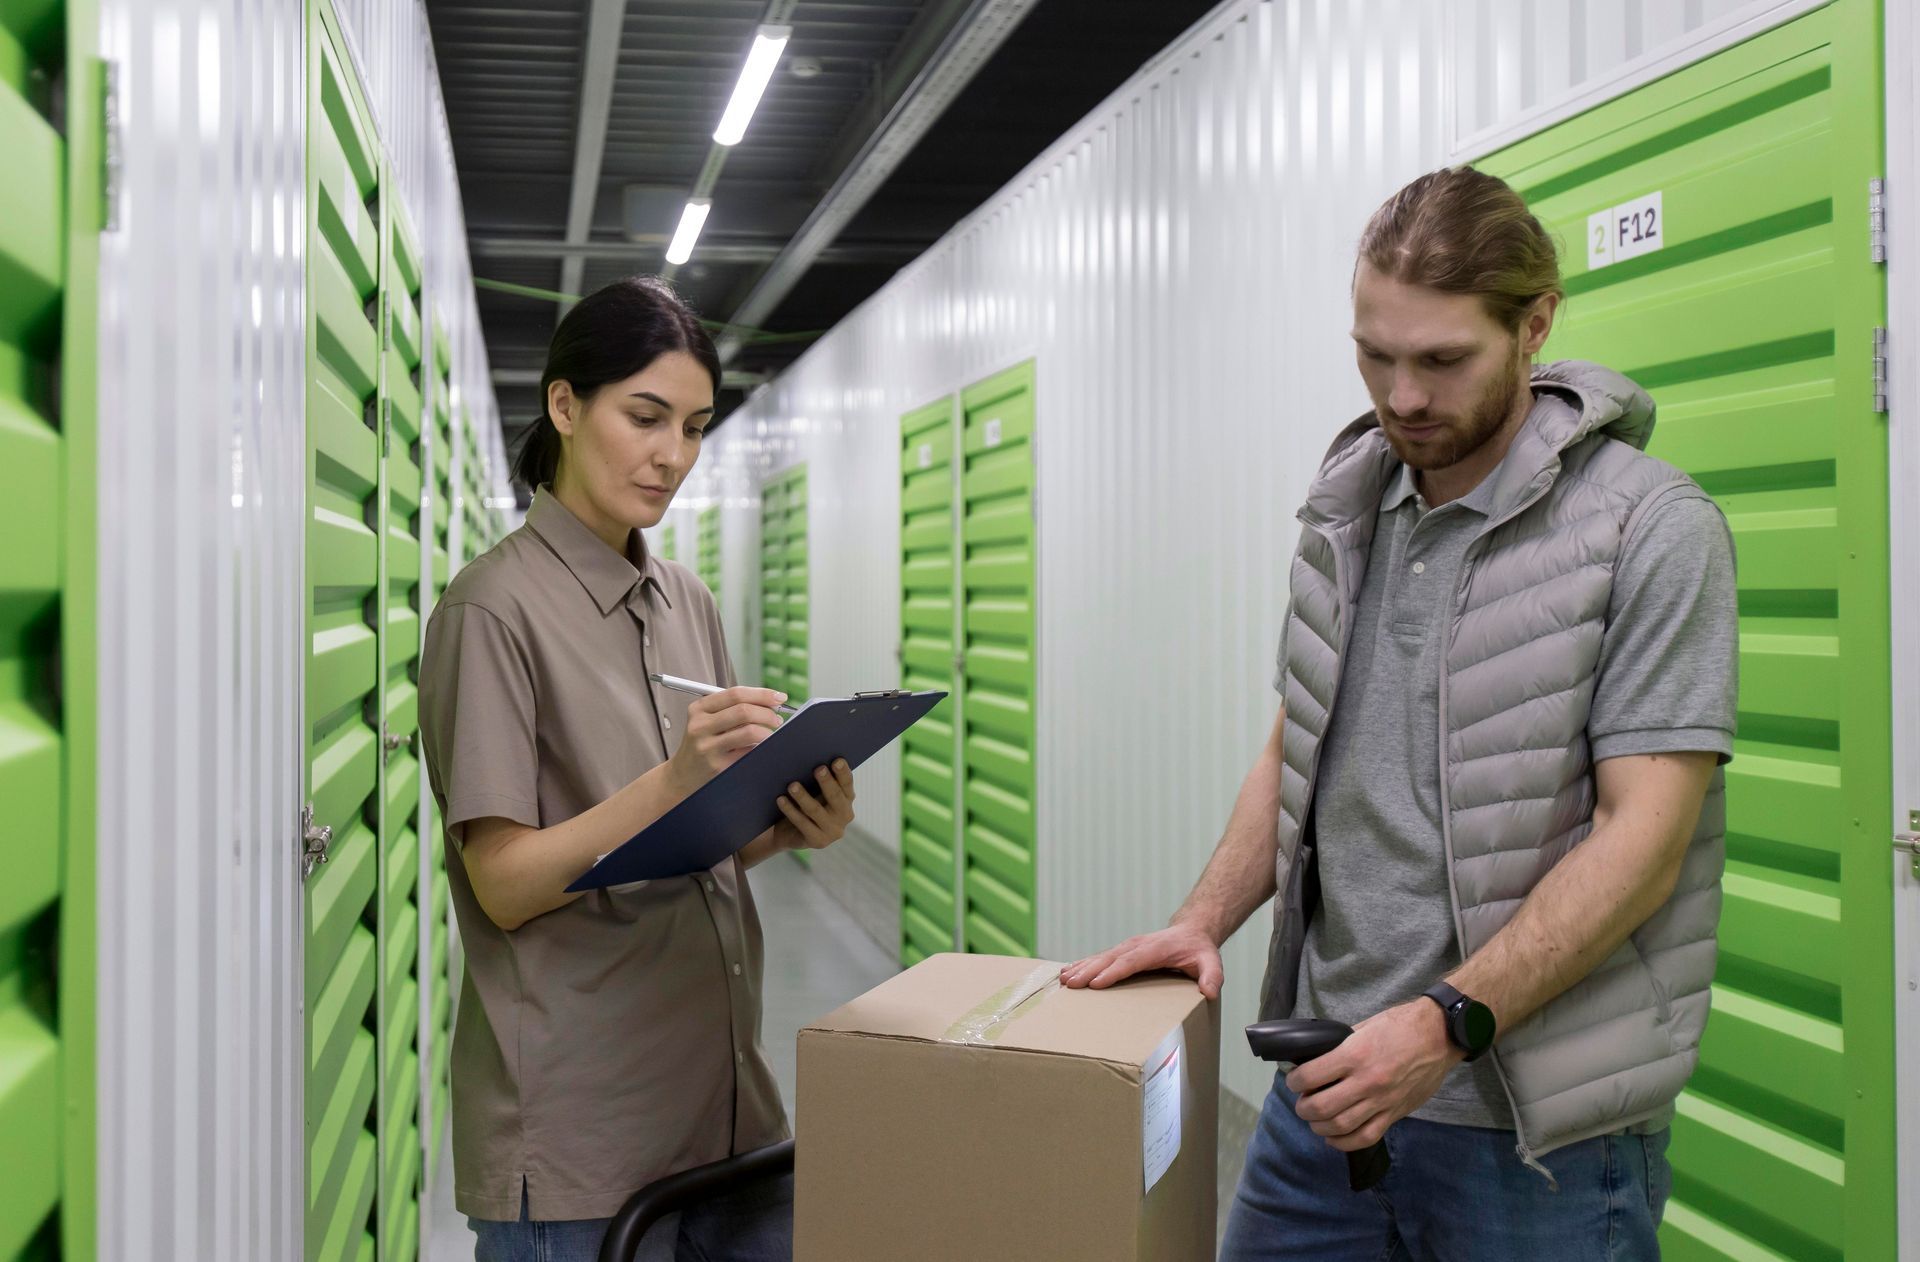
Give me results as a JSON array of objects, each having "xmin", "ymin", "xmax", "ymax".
[
  {"xmin": 1448, "ymin": 751, "xmax": 1715, "ymax": 1033},
  {"xmin": 1172, "ymin": 742, "xmax": 1284, "ymax": 946}
]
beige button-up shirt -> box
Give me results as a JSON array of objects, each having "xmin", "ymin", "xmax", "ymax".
[{"xmin": 419, "ymin": 488, "xmax": 788, "ymax": 1221}]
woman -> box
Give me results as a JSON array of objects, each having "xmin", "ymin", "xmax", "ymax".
[{"xmin": 419, "ymin": 275, "xmax": 854, "ymax": 1261}]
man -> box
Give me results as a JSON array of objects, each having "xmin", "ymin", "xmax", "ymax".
[{"xmin": 1062, "ymin": 167, "xmax": 1735, "ymax": 1260}]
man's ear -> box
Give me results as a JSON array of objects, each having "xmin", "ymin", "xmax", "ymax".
[{"xmin": 1520, "ymin": 292, "xmax": 1560, "ymax": 358}]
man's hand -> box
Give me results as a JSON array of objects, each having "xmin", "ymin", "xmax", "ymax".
[
  {"xmin": 1059, "ymin": 922, "xmax": 1224, "ymax": 1000},
  {"xmin": 1286, "ymin": 999, "xmax": 1462, "ymax": 1151}
]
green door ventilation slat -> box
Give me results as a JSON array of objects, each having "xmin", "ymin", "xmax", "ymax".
[
  {"xmin": 0, "ymin": 0, "xmax": 73, "ymax": 1251},
  {"xmin": 897, "ymin": 397, "xmax": 960, "ymax": 965},
  {"xmin": 1481, "ymin": 8, "xmax": 1892, "ymax": 1258}
]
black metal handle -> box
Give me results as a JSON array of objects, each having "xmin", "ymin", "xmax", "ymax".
[
  {"xmin": 1245, "ymin": 1019, "xmax": 1391, "ymax": 1192},
  {"xmin": 596, "ymin": 1140, "xmax": 796, "ymax": 1262}
]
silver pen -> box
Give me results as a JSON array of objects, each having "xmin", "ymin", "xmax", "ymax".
[{"xmin": 649, "ymin": 672, "xmax": 799, "ymax": 716}]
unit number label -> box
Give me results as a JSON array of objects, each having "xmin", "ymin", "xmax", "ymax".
[
  {"xmin": 917, "ymin": 442, "xmax": 933, "ymax": 469},
  {"xmin": 983, "ymin": 418, "xmax": 1003, "ymax": 448},
  {"xmin": 1587, "ymin": 191, "xmax": 1662, "ymax": 270}
]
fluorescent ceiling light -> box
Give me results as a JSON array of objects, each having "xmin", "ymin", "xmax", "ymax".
[
  {"xmin": 713, "ymin": 24, "xmax": 790, "ymax": 146},
  {"xmin": 666, "ymin": 199, "xmax": 712, "ymax": 265}
]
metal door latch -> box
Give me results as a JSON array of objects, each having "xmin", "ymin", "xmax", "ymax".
[
  {"xmin": 1897, "ymin": 811, "xmax": 1920, "ymax": 879},
  {"xmin": 301, "ymin": 803, "xmax": 334, "ymax": 883},
  {"xmin": 382, "ymin": 727, "xmax": 414, "ymax": 753}
]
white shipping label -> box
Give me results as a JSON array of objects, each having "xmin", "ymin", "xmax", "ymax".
[
  {"xmin": 984, "ymin": 418, "xmax": 1003, "ymax": 448},
  {"xmin": 1142, "ymin": 1041, "xmax": 1182, "ymax": 1193}
]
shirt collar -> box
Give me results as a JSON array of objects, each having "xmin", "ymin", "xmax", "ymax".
[
  {"xmin": 1379, "ymin": 422, "xmax": 1531, "ymax": 519},
  {"xmin": 525, "ymin": 486, "xmax": 672, "ymax": 615}
]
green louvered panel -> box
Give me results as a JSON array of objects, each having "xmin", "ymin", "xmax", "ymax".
[
  {"xmin": 0, "ymin": 0, "xmax": 70, "ymax": 1253},
  {"xmin": 697, "ymin": 505, "xmax": 722, "ymax": 601},
  {"xmin": 1482, "ymin": 8, "xmax": 1891, "ymax": 1258},
  {"xmin": 759, "ymin": 466, "xmax": 808, "ymax": 701},
  {"xmin": 307, "ymin": 9, "xmax": 382, "ymax": 1259},
  {"xmin": 662, "ymin": 524, "xmax": 677, "ymax": 565},
  {"xmin": 959, "ymin": 364, "xmax": 1036, "ymax": 957},
  {"xmin": 378, "ymin": 195, "xmax": 428, "ymax": 1262},
  {"xmin": 899, "ymin": 398, "xmax": 961, "ymax": 966}
]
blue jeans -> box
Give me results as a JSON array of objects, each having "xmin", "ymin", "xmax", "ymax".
[
  {"xmin": 471, "ymin": 1174, "xmax": 794, "ymax": 1262},
  {"xmin": 1220, "ymin": 1077, "xmax": 1671, "ymax": 1261}
]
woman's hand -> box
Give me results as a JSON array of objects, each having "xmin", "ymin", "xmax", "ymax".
[
  {"xmin": 771, "ymin": 760, "xmax": 856, "ymax": 853},
  {"xmin": 666, "ymin": 686, "xmax": 787, "ymax": 798}
]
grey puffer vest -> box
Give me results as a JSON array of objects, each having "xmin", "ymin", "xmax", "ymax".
[{"xmin": 1260, "ymin": 360, "xmax": 1727, "ymax": 1166}]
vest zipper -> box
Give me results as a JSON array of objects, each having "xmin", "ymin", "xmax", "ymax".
[{"xmin": 1437, "ymin": 470, "xmax": 1561, "ymax": 1184}]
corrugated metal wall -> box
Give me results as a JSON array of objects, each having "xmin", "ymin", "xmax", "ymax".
[
  {"xmin": 93, "ymin": 0, "xmax": 308, "ymax": 1256},
  {"xmin": 684, "ymin": 0, "xmax": 1852, "ymax": 1111},
  {"xmin": 91, "ymin": 0, "xmax": 509, "ymax": 1254}
]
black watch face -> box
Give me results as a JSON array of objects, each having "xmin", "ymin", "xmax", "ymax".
[{"xmin": 1458, "ymin": 1001, "xmax": 1496, "ymax": 1052}]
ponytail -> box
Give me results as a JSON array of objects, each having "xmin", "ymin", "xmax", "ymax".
[{"xmin": 511, "ymin": 412, "xmax": 561, "ymax": 491}]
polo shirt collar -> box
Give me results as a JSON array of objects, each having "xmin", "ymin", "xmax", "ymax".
[{"xmin": 525, "ymin": 486, "xmax": 672, "ymax": 615}]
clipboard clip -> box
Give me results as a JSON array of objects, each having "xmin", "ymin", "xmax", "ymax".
[{"xmin": 853, "ymin": 689, "xmax": 911, "ymax": 699}]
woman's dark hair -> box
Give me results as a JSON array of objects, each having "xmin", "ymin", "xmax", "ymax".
[{"xmin": 510, "ymin": 275, "xmax": 723, "ymax": 491}]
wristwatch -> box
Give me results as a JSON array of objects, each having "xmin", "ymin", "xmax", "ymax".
[{"xmin": 1422, "ymin": 981, "xmax": 1496, "ymax": 1062}]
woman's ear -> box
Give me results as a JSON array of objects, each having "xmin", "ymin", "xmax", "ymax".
[{"xmin": 548, "ymin": 380, "xmax": 577, "ymax": 437}]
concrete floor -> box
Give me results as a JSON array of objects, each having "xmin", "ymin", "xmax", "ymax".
[{"xmin": 424, "ymin": 854, "xmax": 898, "ymax": 1261}]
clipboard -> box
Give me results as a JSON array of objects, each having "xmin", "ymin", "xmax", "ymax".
[{"xmin": 567, "ymin": 688, "xmax": 948, "ymax": 889}]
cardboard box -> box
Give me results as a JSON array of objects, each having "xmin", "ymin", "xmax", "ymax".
[{"xmin": 795, "ymin": 953, "xmax": 1219, "ymax": 1261}]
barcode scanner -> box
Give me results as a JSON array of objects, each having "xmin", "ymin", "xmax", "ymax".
[{"xmin": 1245, "ymin": 1018, "xmax": 1392, "ymax": 1192}]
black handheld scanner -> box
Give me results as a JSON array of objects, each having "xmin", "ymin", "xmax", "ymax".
[{"xmin": 1245, "ymin": 1018, "xmax": 1392, "ymax": 1192}]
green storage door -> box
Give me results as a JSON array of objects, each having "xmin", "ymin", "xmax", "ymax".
[
  {"xmin": 697, "ymin": 505, "xmax": 722, "ymax": 600},
  {"xmin": 379, "ymin": 204, "xmax": 425, "ymax": 1262},
  {"xmin": 1482, "ymin": 6, "xmax": 1893, "ymax": 1258},
  {"xmin": 899, "ymin": 399, "xmax": 961, "ymax": 965},
  {"xmin": 661, "ymin": 524, "xmax": 677, "ymax": 566},
  {"xmin": 424, "ymin": 307, "xmax": 453, "ymax": 1189},
  {"xmin": 759, "ymin": 466, "xmax": 809, "ymax": 699},
  {"xmin": 0, "ymin": 2, "xmax": 87, "ymax": 1254},
  {"xmin": 958, "ymin": 364, "xmax": 1037, "ymax": 957},
  {"xmin": 305, "ymin": 10, "xmax": 383, "ymax": 1260}
]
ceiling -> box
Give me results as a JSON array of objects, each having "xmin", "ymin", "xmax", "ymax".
[{"xmin": 425, "ymin": 0, "xmax": 1224, "ymax": 458}]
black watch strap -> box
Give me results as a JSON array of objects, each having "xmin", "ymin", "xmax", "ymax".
[{"xmin": 1423, "ymin": 981, "xmax": 1493, "ymax": 1062}]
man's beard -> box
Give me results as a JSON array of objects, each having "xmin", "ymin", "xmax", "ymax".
[{"xmin": 1380, "ymin": 352, "xmax": 1524, "ymax": 471}]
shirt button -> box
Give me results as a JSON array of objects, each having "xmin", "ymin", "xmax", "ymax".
[
  {"xmin": 732, "ymin": 963, "xmax": 742, "ymax": 976},
  {"xmin": 662, "ymin": 716, "xmax": 673, "ymax": 730},
  {"xmin": 736, "ymin": 1051, "xmax": 745, "ymax": 1065},
  {"xmin": 705, "ymin": 880, "xmax": 716, "ymax": 893},
  {"xmin": 1411, "ymin": 561, "xmax": 1426, "ymax": 574},
  {"xmin": 645, "ymin": 635, "xmax": 652, "ymax": 647}
]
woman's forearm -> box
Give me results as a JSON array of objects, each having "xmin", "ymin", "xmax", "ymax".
[{"xmin": 462, "ymin": 759, "xmax": 697, "ymax": 929}]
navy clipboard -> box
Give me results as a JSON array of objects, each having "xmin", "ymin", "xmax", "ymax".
[{"xmin": 567, "ymin": 689, "xmax": 948, "ymax": 889}]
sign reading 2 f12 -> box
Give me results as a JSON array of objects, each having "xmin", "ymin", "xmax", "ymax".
[{"xmin": 1587, "ymin": 191, "xmax": 1663, "ymax": 271}]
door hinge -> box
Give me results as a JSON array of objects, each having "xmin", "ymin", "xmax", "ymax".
[
  {"xmin": 300, "ymin": 803, "xmax": 334, "ymax": 883},
  {"xmin": 1869, "ymin": 177, "xmax": 1887, "ymax": 264},
  {"xmin": 1873, "ymin": 326, "xmax": 1889, "ymax": 414},
  {"xmin": 101, "ymin": 58, "xmax": 122, "ymax": 232}
]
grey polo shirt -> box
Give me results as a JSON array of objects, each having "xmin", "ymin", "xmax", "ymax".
[
  {"xmin": 1276, "ymin": 421, "xmax": 1737, "ymax": 1130},
  {"xmin": 419, "ymin": 488, "xmax": 788, "ymax": 1220}
]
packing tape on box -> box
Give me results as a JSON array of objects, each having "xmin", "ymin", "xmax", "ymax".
[{"xmin": 942, "ymin": 963, "xmax": 1061, "ymax": 1045}]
